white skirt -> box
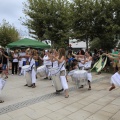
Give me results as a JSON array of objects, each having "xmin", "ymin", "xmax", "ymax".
[{"xmin": 111, "ymin": 72, "xmax": 120, "ymax": 86}]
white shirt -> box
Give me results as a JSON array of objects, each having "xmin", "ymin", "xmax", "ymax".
[
  {"xmin": 53, "ymin": 60, "xmax": 58, "ymax": 68},
  {"xmin": 43, "ymin": 55, "xmax": 52, "ymax": 65},
  {"xmin": 29, "ymin": 58, "xmax": 35, "ymax": 68},
  {"xmin": 59, "ymin": 60, "xmax": 65, "ymax": 71},
  {"xmin": 19, "ymin": 52, "xmax": 26, "ymax": 61},
  {"xmin": 78, "ymin": 57, "xmax": 85, "ymax": 67},
  {"xmin": 13, "ymin": 53, "xmax": 18, "ymax": 62}
]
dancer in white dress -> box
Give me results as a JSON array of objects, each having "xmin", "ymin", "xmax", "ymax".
[
  {"xmin": 52, "ymin": 48, "xmax": 69, "ymax": 98},
  {"xmin": 40, "ymin": 50, "xmax": 52, "ymax": 79},
  {"xmin": 24, "ymin": 52, "xmax": 36, "ymax": 88},
  {"xmin": 73, "ymin": 51, "xmax": 92, "ymax": 90},
  {"xmin": 106, "ymin": 53, "xmax": 120, "ymax": 91},
  {"xmin": 77, "ymin": 50, "xmax": 85, "ymax": 69},
  {"xmin": 84, "ymin": 51, "xmax": 92, "ymax": 90}
]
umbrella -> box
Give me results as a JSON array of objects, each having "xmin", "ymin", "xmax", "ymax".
[{"xmin": 7, "ymin": 38, "xmax": 50, "ymax": 49}]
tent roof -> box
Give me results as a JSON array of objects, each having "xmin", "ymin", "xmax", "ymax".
[{"xmin": 7, "ymin": 38, "xmax": 50, "ymax": 49}]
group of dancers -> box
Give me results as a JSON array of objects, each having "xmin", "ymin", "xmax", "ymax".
[
  {"xmin": 21, "ymin": 48, "xmax": 94, "ymax": 98},
  {"xmin": 22, "ymin": 48, "xmax": 69, "ymax": 98},
  {"xmin": 1, "ymin": 46, "xmax": 120, "ymax": 103}
]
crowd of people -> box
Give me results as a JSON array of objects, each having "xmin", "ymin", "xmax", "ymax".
[{"xmin": 0, "ymin": 45, "xmax": 120, "ymax": 103}]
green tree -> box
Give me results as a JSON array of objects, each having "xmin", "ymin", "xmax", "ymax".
[
  {"xmin": 22, "ymin": 0, "xmax": 71, "ymax": 48},
  {"xmin": 71, "ymin": 0, "xmax": 94, "ymax": 49},
  {"xmin": 71, "ymin": 0, "xmax": 120, "ymax": 50},
  {"xmin": 0, "ymin": 20, "xmax": 19, "ymax": 47}
]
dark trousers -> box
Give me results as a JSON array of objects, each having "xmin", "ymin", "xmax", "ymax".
[{"xmin": 12, "ymin": 62, "xmax": 18, "ymax": 74}]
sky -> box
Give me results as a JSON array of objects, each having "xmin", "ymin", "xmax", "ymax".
[
  {"xmin": 0, "ymin": 0, "xmax": 28, "ymax": 37},
  {"xmin": 0, "ymin": 0, "xmax": 72, "ymax": 38}
]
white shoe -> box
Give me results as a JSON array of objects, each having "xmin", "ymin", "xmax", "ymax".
[{"xmin": 19, "ymin": 73, "xmax": 22, "ymax": 76}]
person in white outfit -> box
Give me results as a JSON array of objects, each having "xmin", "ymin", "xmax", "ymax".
[
  {"xmin": 106, "ymin": 53, "xmax": 120, "ymax": 91},
  {"xmin": 24, "ymin": 53, "xmax": 36, "ymax": 88},
  {"xmin": 19, "ymin": 49, "xmax": 27, "ymax": 75},
  {"xmin": 40, "ymin": 50, "xmax": 52, "ymax": 79},
  {"xmin": 73, "ymin": 51, "xmax": 92, "ymax": 90},
  {"xmin": 53, "ymin": 48, "xmax": 69, "ymax": 98},
  {"xmin": 77, "ymin": 50, "xmax": 85, "ymax": 69},
  {"xmin": 84, "ymin": 51, "xmax": 92, "ymax": 90},
  {"xmin": 0, "ymin": 77, "xmax": 5, "ymax": 103}
]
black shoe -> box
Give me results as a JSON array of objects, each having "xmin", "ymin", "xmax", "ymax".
[
  {"xmin": 44, "ymin": 77, "xmax": 48, "ymax": 79},
  {"xmin": 56, "ymin": 89, "xmax": 64, "ymax": 93},
  {"xmin": 79, "ymin": 85, "xmax": 84, "ymax": 89},
  {"xmin": 28, "ymin": 84, "xmax": 33, "ymax": 87},
  {"xmin": 49, "ymin": 78, "xmax": 52, "ymax": 80},
  {"xmin": 24, "ymin": 84, "xmax": 28, "ymax": 86}
]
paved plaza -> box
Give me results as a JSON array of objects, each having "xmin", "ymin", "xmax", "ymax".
[{"xmin": 0, "ymin": 72, "xmax": 120, "ymax": 120}]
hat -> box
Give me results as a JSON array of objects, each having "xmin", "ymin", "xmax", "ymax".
[{"xmin": 0, "ymin": 46, "xmax": 2, "ymax": 49}]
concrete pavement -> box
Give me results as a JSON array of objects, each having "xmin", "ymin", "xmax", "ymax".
[{"xmin": 0, "ymin": 72, "xmax": 120, "ymax": 120}]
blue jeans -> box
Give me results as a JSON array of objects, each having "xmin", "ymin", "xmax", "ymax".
[{"xmin": 2, "ymin": 64, "xmax": 7, "ymax": 70}]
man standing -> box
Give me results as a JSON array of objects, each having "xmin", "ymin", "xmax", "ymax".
[{"xmin": 112, "ymin": 47, "xmax": 119, "ymax": 73}]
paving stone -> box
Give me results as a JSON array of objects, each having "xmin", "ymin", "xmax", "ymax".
[
  {"xmin": 68, "ymin": 109, "xmax": 92, "ymax": 120},
  {"xmin": 87, "ymin": 110, "xmax": 113, "ymax": 120},
  {"xmin": 0, "ymin": 114, "xmax": 12, "ymax": 120},
  {"xmin": 83, "ymin": 103, "xmax": 103, "ymax": 113},
  {"xmin": 102, "ymin": 104, "xmax": 120, "ymax": 114}
]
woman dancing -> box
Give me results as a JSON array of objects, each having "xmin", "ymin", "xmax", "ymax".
[
  {"xmin": 106, "ymin": 53, "xmax": 120, "ymax": 91},
  {"xmin": 72, "ymin": 51, "xmax": 92, "ymax": 90},
  {"xmin": 52, "ymin": 48, "xmax": 69, "ymax": 98}
]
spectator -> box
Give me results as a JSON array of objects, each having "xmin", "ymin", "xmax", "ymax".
[
  {"xmin": 12, "ymin": 50, "xmax": 19, "ymax": 75},
  {"xmin": 112, "ymin": 47, "xmax": 119, "ymax": 73}
]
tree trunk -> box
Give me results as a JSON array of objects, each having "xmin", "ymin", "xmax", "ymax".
[{"xmin": 86, "ymin": 37, "xmax": 88, "ymax": 50}]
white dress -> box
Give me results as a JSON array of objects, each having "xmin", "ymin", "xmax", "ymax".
[
  {"xmin": 84, "ymin": 58, "xmax": 92, "ymax": 82},
  {"xmin": 43, "ymin": 55, "xmax": 52, "ymax": 76},
  {"xmin": 0, "ymin": 78, "xmax": 6, "ymax": 93},
  {"xmin": 29, "ymin": 58, "xmax": 36, "ymax": 83},
  {"xmin": 59, "ymin": 60, "xmax": 68, "ymax": 90},
  {"xmin": 78, "ymin": 57, "xmax": 85, "ymax": 69},
  {"xmin": 111, "ymin": 72, "xmax": 120, "ymax": 86}
]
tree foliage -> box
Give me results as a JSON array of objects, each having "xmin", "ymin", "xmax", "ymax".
[
  {"xmin": 70, "ymin": 0, "xmax": 120, "ymax": 50},
  {"xmin": 23, "ymin": 0, "xmax": 71, "ymax": 48},
  {"xmin": 0, "ymin": 20, "xmax": 20, "ymax": 47},
  {"xmin": 22, "ymin": 0, "xmax": 120, "ymax": 50}
]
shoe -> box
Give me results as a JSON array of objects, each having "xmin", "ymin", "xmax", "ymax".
[
  {"xmin": 4, "ymin": 76, "xmax": 8, "ymax": 79},
  {"xmin": 0, "ymin": 100, "xmax": 4, "ymax": 103},
  {"xmin": 55, "ymin": 91, "xmax": 60, "ymax": 94},
  {"xmin": 88, "ymin": 86, "xmax": 91, "ymax": 90},
  {"xmin": 19, "ymin": 73, "xmax": 22, "ymax": 76},
  {"xmin": 24, "ymin": 84, "xmax": 28, "ymax": 86},
  {"xmin": 109, "ymin": 86, "xmax": 115, "ymax": 91},
  {"xmin": 28, "ymin": 84, "xmax": 33, "ymax": 87},
  {"xmin": 79, "ymin": 85, "xmax": 84, "ymax": 88},
  {"xmin": 49, "ymin": 78, "xmax": 52, "ymax": 80},
  {"xmin": 32, "ymin": 85, "xmax": 36, "ymax": 88},
  {"xmin": 56, "ymin": 89, "xmax": 64, "ymax": 93},
  {"xmin": 32, "ymin": 83, "xmax": 36, "ymax": 88},
  {"xmin": 65, "ymin": 95, "xmax": 69, "ymax": 98},
  {"xmin": 44, "ymin": 77, "xmax": 48, "ymax": 79},
  {"xmin": 88, "ymin": 88, "xmax": 91, "ymax": 90}
]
